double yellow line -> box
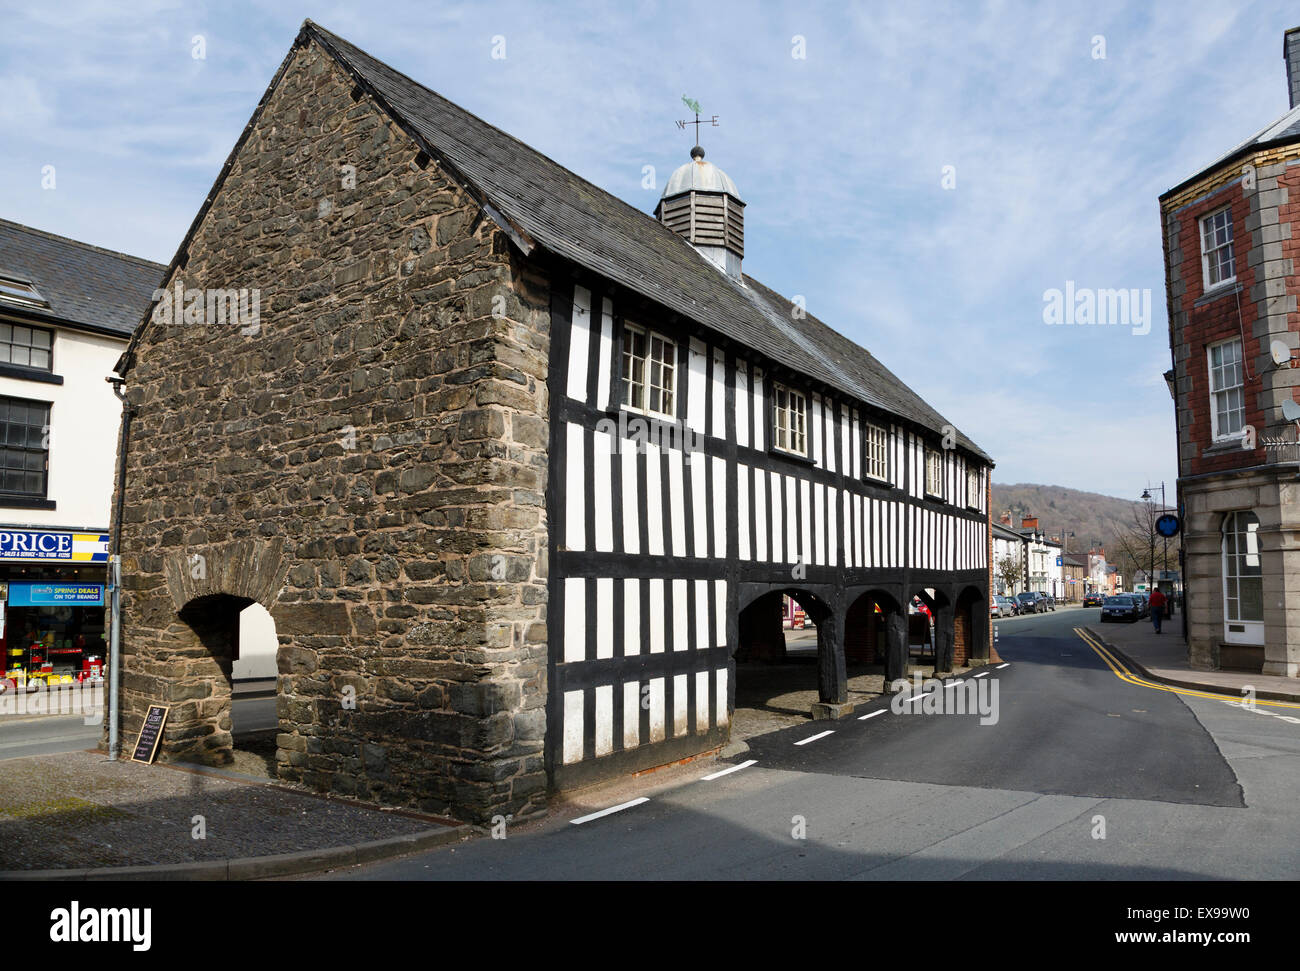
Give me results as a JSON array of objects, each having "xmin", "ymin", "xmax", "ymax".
[{"xmin": 1074, "ymin": 627, "xmax": 1300, "ymax": 712}]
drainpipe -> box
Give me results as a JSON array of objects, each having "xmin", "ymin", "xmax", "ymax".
[{"xmin": 107, "ymin": 376, "xmax": 133, "ymax": 760}]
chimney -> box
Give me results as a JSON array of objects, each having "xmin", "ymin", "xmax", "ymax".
[
  {"xmin": 998, "ymin": 512, "xmax": 1012, "ymax": 526},
  {"xmin": 656, "ymin": 147, "xmax": 745, "ymax": 279},
  {"xmin": 1021, "ymin": 516, "xmax": 1038, "ymax": 530},
  {"xmin": 1288, "ymin": 28, "xmax": 1300, "ymax": 108}
]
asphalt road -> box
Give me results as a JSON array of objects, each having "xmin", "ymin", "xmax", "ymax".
[
  {"xmin": 326, "ymin": 606, "xmax": 1300, "ymax": 880},
  {"xmin": 0, "ymin": 692, "xmax": 276, "ymax": 760}
]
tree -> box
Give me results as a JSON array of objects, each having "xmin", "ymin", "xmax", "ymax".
[
  {"xmin": 996, "ymin": 554, "xmax": 1024, "ymax": 594},
  {"xmin": 1109, "ymin": 501, "xmax": 1179, "ymax": 586}
]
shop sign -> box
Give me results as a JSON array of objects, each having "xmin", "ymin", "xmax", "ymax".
[
  {"xmin": 8, "ymin": 582, "xmax": 106, "ymax": 606},
  {"xmin": 0, "ymin": 531, "xmax": 109, "ymax": 563}
]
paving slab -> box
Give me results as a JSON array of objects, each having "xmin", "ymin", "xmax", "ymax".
[{"xmin": 0, "ymin": 750, "xmax": 466, "ymax": 876}]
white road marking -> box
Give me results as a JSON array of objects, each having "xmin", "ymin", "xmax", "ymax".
[
  {"xmin": 996, "ymin": 663, "xmax": 1010, "ymax": 669},
  {"xmin": 973, "ymin": 672, "xmax": 989, "ymax": 679},
  {"xmin": 570, "ymin": 797, "xmax": 649, "ymax": 825},
  {"xmin": 859, "ymin": 709, "xmax": 886, "ymax": 721},
  {"xmin": 795, "ymin": 730, "xmax": 834, "ymax": 746},
  {"xmin": 700, "ymin": 759, "xmax": 756, "ymax": 781},
  {"xmin": 947, "ymin": 679, "xmax": 966, "ymax": 686}
]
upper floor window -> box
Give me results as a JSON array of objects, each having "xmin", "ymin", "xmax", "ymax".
[
  {"xmin": 0, "ymin": 322, "xmax": 53, "ymax": 371},
  {"xmin": 864, "ymin": 422, "xmax": 888, "ymax": 480},
  {"xmin": 1200, "ymin": 206, "xmax": 1235, "ymax": 291},
  {"xmin": 771, "ymin": 383, "xmax": 807, "ymax": 456},
  {"xmin": 967, "ymin": 468, "xmax": 981, "ymax": 508},
  {"xmin": 621, "ymin": 322, "xmax": 675, "ymax": 418},
  {"xmin": 0, "ymin": 396, "xmax": 50, "ymax": 498},
  {"xmin": 1207, "ymin": 338, "xmax": 1245, "ymax": 441},
  {"xmin": 925, "ymin": 448, "xmax": 943, "ymax": 497}
]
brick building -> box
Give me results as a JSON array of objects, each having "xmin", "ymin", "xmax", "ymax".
[
  {"xmin": 1159, "ymin": 26, "xmax": 1300, "ymax": 676},
  {"xmin": 110, "ymin": 21, "xmax": 993, "ymax": 822}
]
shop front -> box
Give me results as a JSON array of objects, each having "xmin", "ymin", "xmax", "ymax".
[{"xmin": 0, "ymin": 529, "xmax": 108, "ymax": 693}]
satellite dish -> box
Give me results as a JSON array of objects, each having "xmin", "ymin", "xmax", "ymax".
[
  {"xmin": 1272, "ymin": 340, "xmax": 1292, "ymax": 366},
  {"xmin": 1282, "ymin": 398, "xmax": 1300, "ymax": 422}
]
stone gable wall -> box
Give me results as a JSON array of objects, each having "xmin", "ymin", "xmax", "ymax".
[{"xmin": 114, "ymin": 37, "xmax": 551, "ymax": 822}]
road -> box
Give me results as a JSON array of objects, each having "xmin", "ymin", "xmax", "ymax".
[
  {"xmin": 325, "ymin": 606, "xmax": 1300, "ymax": 880},
  {"xmin": 0, "ymin": 690, "xmax": 276, "ymax": 761}
]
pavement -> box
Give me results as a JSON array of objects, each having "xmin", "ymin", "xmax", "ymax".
[
  {"xmin": 0, "ymin": 750, "xmax": 469, "ymax": 879},
  {"xmin": 1081, "ymin": 608, "xmax": 1300, "ymax": 702}
]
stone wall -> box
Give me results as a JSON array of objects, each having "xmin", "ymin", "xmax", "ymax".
[{"xmin": 114, "ymin": 37, "xmax": 552, "ymax": 822}]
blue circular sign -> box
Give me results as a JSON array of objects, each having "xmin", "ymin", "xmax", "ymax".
[{"xmin": 1155, "ymin": 514, "xmax": 1181, "ymax": 538}]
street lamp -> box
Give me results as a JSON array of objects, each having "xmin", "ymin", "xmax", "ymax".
[{"xmin": 1141, "ymin": 482, "xmax": 1168, "ymax": 599}]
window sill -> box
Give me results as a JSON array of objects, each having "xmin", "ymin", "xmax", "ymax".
[
  {"xmin": 768, "ymin": 445, "xmax": 816, "ymax": 468},
  {"xmin": 1203, "ymin": 436, "xmax": 1249, "ymax": 457},
  {"xmin": 0, "ymin": 364, "xmax": 62, "ymax": 385},
  {"xmin": 0, "ymin": 496, "xmax": 55, "ymax": 510},
  {"xmin": 924, "ymin": 492, "xmax": 948, "ymax": 504},
  {"xmin": 1194, "ymin": 281, "xmax": 1241, "ymax": 307}
]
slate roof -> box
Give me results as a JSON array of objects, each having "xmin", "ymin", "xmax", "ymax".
[
  {"xmin": 0, "ymin": 218, "xmax": 165, "ymax": 338},
  {"xmin": 301, "ymin": 23, "xmax": 990, "ymax": 461},
  {"xmin": 1162, "ymin": 102, "xmax": 1300, "ymax": 202}
]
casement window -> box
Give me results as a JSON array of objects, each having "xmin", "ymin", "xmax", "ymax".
[
  {"xmin": 1200, "ymin": 206, "xmax": 1235, "ymax": 291},
  {"xmin": 1222, "ymin": 510, "xmax": 1263, "ymax": 644},
  {"xmin": 0, "ymin": 396, "xmax": 50, "ymax": 498},
  {"xmin": 620, "ymin": 322, "xmax": 676, "ymax": 418},
  {"xmin": 925, "ymin": 448, "xmax": 943, "ymax": 497},
  {"xmin": 1207, "ymin": 338, "xmax": 1245, "ymax": 441},
  {"xmin": 967, "ymin": 468, "xmax": 981, "ymax": 508},
  {"xmin": 0, "ymin": 322, "xmax": 53, "ymax": 371},
  {"xmin": 771, "ymin": 383, "xmax": 808, "ymax": 456},
  {"xmin": 0, "ymin": 274, "xmax": 48, "ymax": 310},
  {"xmin": 864, "ymin": 422, "xmax": 888, "ymax": 480}
]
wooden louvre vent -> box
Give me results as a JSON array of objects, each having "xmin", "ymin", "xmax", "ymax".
[{"xmin": 658, "ymin": 190, "xmax": 744, "ymax": 258}]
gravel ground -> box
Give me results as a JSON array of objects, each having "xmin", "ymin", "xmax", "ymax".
[{"xmin": 0, "ymin": 750, "xmax": 445, "ymax": 871}]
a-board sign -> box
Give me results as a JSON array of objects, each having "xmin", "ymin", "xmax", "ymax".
[{"xmin": 130, "ymin": 704, "xmax": 170, "ymax": 764}]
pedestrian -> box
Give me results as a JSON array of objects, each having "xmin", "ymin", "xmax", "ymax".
[{"xmin": 1149, "ymin": 587, "xmax": 1167, "ymax": 634}]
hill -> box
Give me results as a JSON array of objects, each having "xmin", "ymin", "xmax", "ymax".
[{"xmin": 991, "ymin": 482, "xmax": 1148, "ymax": 560}]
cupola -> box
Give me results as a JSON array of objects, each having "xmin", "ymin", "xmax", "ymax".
[{"xmin": 655, "ymin": 146, "xmax": 745, "ymax": 279}]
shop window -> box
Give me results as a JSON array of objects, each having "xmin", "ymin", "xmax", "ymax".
[{"xmin": 0, "ymin": 396, "xmax": 50, "ymax": 498}]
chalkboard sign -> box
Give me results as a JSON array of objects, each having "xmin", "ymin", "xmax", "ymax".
[{"xmin": 130, "ymin": 704, "xmax": 170, "ymax": 764}]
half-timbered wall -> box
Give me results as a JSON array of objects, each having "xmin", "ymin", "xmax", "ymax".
[{"xmin": 547, "ymin": 281, "xmax": 989, "ymax": 786}]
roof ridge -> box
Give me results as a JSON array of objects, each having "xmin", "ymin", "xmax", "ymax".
[{"xmin": 0, "ymin": 217, "xmax": 167, "ymax": 272}]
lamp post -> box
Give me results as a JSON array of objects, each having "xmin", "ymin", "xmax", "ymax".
[{"xmin": 1141, "ymin": 482, "xmax": 1168, "ymax": 599}]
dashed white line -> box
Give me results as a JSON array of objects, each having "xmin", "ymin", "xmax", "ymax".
[
  {"xmin": 700, "ymin": 759, "xmax": 756, "ymax": 781},
  {"xmin": 570, "ymin": 797, "xmax": 649, "ymax": 825},
  {"xmin": 973, "ymin": 672, "xmax": 989, "ymax": 679},
  {"xmin": 795, "ymin": 730, "xmax": 835, "ymax": 746},
  {"xmin": 858, "ymin": 709, "xmax": 886, "ymax": 721},
  {"xmin": 947, "ymin": 678, "xmax": 966, "ymax": 686},
  {"xmin": 996, "ymin": 663, "xmax": 1010, "ymax": 669}
]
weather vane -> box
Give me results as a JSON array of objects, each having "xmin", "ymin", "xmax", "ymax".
[{"xmin": 676, "ymin": 95, "xmax": 719, "ymax": 148}]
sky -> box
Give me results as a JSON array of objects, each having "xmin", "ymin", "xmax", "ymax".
[{"xmin": 1, "ymin": 0, "xmax": 1294, "ymax": 500}]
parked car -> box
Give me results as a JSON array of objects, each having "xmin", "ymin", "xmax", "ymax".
[
  {"xmin": 1133, "ymin": 594, "xmax": 1149, "ymax": 617},
  {"xmin": 1100, "ymin": 594, "xmax": 1141, "ymax": 623},
  {"xmin": 1015, "ymin": 591, "xmax": 1045, "ymax": 614},
  {"xmin": 1039, "ymin": 593, "xmax": 1056, "ymax": 611},
  {"xmin": 991, "ymin": 595, "xmax": 1016, "ymax": 618},
  {"xmin": 1082, "ymin": 592, "xmax": 1104, "ymax": 607}
]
